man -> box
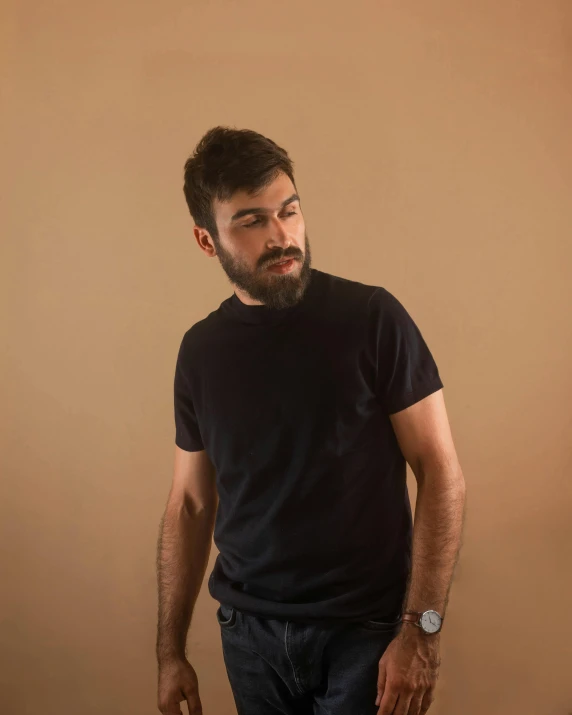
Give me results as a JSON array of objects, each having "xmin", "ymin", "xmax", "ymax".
[{"xmin": 156, "ymin": 126, "xmax": 466, "ymax": 715}]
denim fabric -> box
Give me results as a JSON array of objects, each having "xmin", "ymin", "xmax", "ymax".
[{"xmin": 216, "ymin": 603, "xmax": 403, "ymax": 715}]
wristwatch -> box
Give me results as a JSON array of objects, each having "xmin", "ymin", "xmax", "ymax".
[{"xmin": 401, "ymin": 609, "xmax": 443, "ymax": 634}]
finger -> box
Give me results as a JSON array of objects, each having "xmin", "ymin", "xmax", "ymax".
[
  {"xmin": 419, "ymin": 688, "xmax": 435, "ymax": 714},
  {"xmin": 157, "ymin": 696, "xmax": 182, "ymax": 715},
  {"xmin": 407, "ymin": 693, "xmax": 425, "ymax": 715},
  {"xmin": 393, "ymin": 693, "xmax": 413, "ymax": 715},
  {"xmin": 377, "ymin": 686, "xmax": 398, "ymax": 715},
  {"xmin": 184, "ymin": 689, "xmax": 203, "ymax": 715},
  {"xmin": 375, "ymin": 665, "xmax": 387, "ymax": 707}
]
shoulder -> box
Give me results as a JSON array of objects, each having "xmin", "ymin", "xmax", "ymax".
[
  {"xmin": 314, "ymin": 268, "xmax": 385, "ymax": 309},
  {"xmin": 182, "ymin": 303, "xmax": 226, "ymax": 343},
  {"xmin": 177, "ymin": 308, "xmax": 222, "ymax": 364},
  {"xmin": 366, "ymin": 285, "xmax": 413, "ymax": 324}
]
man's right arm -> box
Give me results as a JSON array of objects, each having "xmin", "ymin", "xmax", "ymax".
[{"xmin": 156, "ymin": 445, "xmax": 218, "ymax": 666}]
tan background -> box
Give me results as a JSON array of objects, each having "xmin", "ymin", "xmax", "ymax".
[{"xmin": 2, "ymin": 1, "xmax": 571, "ymax": 714}]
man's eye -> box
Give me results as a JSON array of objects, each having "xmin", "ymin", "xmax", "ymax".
[{"xmin": 243, "ymin": 211, "xmax": 297, "ymax": 228}]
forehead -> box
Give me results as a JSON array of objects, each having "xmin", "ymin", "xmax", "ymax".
[{"xmin": 214, "ymin": 172, "xmax": 298, "ymax": 223}]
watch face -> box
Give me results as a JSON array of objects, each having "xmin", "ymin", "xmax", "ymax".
[{"xmin": 420, "ymin": 610, "xmax": 442, "ymax": 634}]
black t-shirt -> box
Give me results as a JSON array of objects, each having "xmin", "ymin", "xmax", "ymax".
[{"xmin": 173, "ymin": 268, "xmax": 443, "ymax": 624}]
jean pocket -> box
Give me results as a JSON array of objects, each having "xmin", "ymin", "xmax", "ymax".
[
  {"xmin": 216, "ymin": 603, "xmax": 237, "ymax": 629},
  {"xmin": 358, "ymin": 615, "xmax": 402, "ymax": 632}
]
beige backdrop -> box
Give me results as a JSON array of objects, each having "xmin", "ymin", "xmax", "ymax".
[{"xmin": 2, "ymin": 1, "xmax": 571, "ymax": 714}]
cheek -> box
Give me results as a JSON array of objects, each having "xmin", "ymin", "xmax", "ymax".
[{"xmin": 292, "ymin": 217, "xmax": 305, "ymax": 238}]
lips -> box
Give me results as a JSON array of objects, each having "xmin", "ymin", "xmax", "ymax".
[{"xmin": 268, "ymin": 258, "xmax": 296, "ymax": 268}]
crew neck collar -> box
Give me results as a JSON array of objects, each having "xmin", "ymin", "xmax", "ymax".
[{"xmin": 223, "ymin": 268, "xmax": 320, "ymax": 325}]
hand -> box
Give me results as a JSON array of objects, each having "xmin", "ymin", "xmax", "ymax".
[
  {"xmin": 158, "ymin": 658, "xmax": 203, "ymax": 715},
  {"xmin": 375, "ymin": 626, "xmax": 441, "ymax": 715}
]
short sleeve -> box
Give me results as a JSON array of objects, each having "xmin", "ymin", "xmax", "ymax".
[
  {"xmin": 174, "ymin": 336, "xmax": 205, "ymax": 452},
  {"xmin": 368, "ymin": 288, "xmax": 444, "ymax": 415}
]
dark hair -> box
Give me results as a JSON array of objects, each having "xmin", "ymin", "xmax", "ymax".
[{"xmin": 183, "ymin": 126, "xmax": 297, "ymax": 244}]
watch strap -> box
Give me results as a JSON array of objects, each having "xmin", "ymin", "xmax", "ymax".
[{"xmin": 401, "ymin": 612, "xmax": 422, "ymax": 626}]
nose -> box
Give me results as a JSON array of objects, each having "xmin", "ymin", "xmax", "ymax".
[{"xmin": 266, "ymin": 216, "xmax": 293, "ymax": 251}]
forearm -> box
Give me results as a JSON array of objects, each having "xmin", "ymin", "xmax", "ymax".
[
  {"xmin": 402, "ymin": 467, "xmax": 466, "ymax": 618},
  {"xmin": 156, "ymin": 500, "xmax": 215, "ymax": 664}
]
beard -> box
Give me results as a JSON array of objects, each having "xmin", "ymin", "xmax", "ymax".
[{"xmin": 214, "ymin": 232, "xmax": 313, "ymax": 310}]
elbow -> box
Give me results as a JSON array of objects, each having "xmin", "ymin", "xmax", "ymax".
[{"xmin": 415, "ymin": 459, "xmax": 466, "ymax": 495}]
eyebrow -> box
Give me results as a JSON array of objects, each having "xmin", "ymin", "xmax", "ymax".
[{"xmin": 230, "ymin": 193, "xmax": 300, "ymax": 223}]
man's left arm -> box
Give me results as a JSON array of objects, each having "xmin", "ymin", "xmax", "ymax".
[{"xmin": 375, "ymin": 388, "xmax": 466, "ymax": 715}]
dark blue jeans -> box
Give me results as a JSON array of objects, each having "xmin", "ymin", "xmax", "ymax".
[{"xmin": 216, "ymin": 603, "xmax": 403, "ymax": 715}]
